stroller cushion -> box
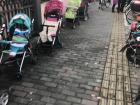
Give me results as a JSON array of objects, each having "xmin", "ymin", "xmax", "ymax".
[
  {"xmin": 65, "ymin": 8, "xmax": 77, "ymax": 19},
  {"xmin": 14, "ymin": 28, "xmax": 30, "ymax": 36},
  {"xmin": 47, "ymin": 17, "xmax": 58, "ymax": 22},
  {"xmin": 40, "ymin": 20, "xmax": 60, "ymax": 42},
  {"xmin": 9, "ymin": 43, "xmax": 26, "ymax": 56},
  {"xmin": 12, "ymin": 28, "xmax": 29, "ymax": 42},
  {"xmin": 8, "ymin": 28, "xmax": 29, "ymax": 56}
]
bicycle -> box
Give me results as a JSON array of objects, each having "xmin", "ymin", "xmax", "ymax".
[
  {"xmin": 124, "ymin": 4, "xmax": 131, "ymax": 15},
  {"xmin": 125, "ymin": 8, "xmax": 133, "ymax": 24}
]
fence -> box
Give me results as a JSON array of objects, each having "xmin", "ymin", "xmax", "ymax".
[{"xmin": 0, "ymin": 0, "xmax": 42, "ymax": 36}]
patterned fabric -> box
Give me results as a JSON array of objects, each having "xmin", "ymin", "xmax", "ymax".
[
  {"xmin": 45, "ymin": 0, "xmax": 64, "ymax": 15},
  {"xmin": 8, "ymin": 14, "xmax": 31, "ymax": 33}
]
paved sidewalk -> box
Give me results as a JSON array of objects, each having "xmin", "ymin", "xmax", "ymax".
[
  {"xmin": 98, "ymin": 13, "xmax": 134, "ymax": 105},
  {"xmin": 6, "ymin": 3, "xmax": 112, "ymax": 105},
  {"xmin": 2, "ymin": 2, "xmax": 139, "ymax": 105}
]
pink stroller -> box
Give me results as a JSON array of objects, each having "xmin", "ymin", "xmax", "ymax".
[{"xmin": 38, "ymin": 0, "xmax": 64, "ymax": 51}]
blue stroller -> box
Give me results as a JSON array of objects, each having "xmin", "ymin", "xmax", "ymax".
[{"xmin": 0, "ymin": 14, "xmax": 36, "ymax": 80}]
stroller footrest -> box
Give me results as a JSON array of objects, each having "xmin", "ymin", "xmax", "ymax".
[{"xmin": 2, "ymin": 50, "xmax": 24, "ymax": 55}]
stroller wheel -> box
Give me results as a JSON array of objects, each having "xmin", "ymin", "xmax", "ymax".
[
  {"xmin": 0, "ymin": 65, "xmax": 5, "ymax": 74},
  {"xmin": 84, "ymin": 14, "xmax": 89, "ymax": 21},
  {"xmin": 30, "ymin": 56, "xmax": 37, "ymax": 65},
  {"xmin": 126, "ymin": 48, "xmax": 135, "ymax": 63},
  {"xmin": 84, "ymin": 16, "xmax": 88, "ymax": 21},
  {"xmin": 16, "ymin": 72, "xmax": 22, "ymax": 80},
  {"xmin": 0, "ymin": 90, "xmax": 9, "ymax": 105},
  {"xmin": 72, "ymin": 24, "xmax": 76, "ymax": 29},
  {"xmin": 77, "ymin": 21, "xmax": 80, "ymax": 26}
]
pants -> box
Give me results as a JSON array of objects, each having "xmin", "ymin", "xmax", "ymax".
[
  {"xmin": 118, "ymin": 0, "xmax": 126, "ymax": 12},
  {"xmin": 112, "ymin": 4, "xmax": 116, "ymax": 12}
]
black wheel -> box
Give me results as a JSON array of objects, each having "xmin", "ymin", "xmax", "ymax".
[
  {"xmin": 30, "ymin": 55, "xmax": 37, "ymax": 65},
  {"xmin": 0, "ymin": 90, "xmax": 9, "ymax": 105},
  {"xmin": 33, "ymin": 37, "xmax": 42, "ymax": 55},
  {"xmin": 16, "ymin": 72, "xmax": 23, "ymax": 80},
  {"xmin": 84, "ymin": 15, "xmax": 88, "ymax": 21},
  {"xmin": 53, "ymin": 33, "xmax": 63, "ymax": 49},
  {"xmin": 77, "ymin": 20, "xmax": 80, "ymax": 25},
  {"xmin": 126, "ymin": 48, "xmax": 135, "ymax": 63},
  {"xmin": 0, "ymin": 65, "xmax": 5, "ymax": 74},
  {"xmin": 72, "ymin": 24, "xmax": 76, "ymax": 29},
  {"xmin": 126, "ymin": 47, "xmax": 140, "ymax": 64}
]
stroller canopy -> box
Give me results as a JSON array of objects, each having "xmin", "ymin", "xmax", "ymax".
[
  {"xmin": 67, "ymin": 0, "xmax": 82, "ymax": 8},
  {"xmin": 45, "ymin": 0, "xmax": 64, "ymax": 15},
  {"xmin": 8, "ymin": 14, "xmax": 31, "ymax": 32}
]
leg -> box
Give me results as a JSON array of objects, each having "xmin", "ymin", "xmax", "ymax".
[
  {"xmin": 121, "ymin": 0, "xmax": 126, "ymax": 12},
  {"xmin": 112, "ymin": 4, "xmax": 115, "ymax": 12},
  {"xmin": 117, "ymin": 0, "xmax": 121, "ymax": 13}
]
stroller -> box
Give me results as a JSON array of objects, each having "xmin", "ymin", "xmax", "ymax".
[
  {"xmin": 79, "ymin": 0, "xmax": 90, "ymax": 21},
  {"xmin": 38, "ymin": 0, "xmax": 63, "ymax": 52},
  {"xmin": 0, "ymin": 14, "xmax": 36, "ymax": 80},
  {"xmin": 64, "ymin": 0, "xmax": 82, "ymax": 28}
]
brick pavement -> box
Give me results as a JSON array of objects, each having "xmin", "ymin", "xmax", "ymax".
[
  {"xmin": 2, "ymin": 2, "xmax": 139, "ymax": 105},
  {"xmin": 5, "ymin": 3, "xmax": 113, "ymax": 105},
  {"xmin": 98, "ymin": 13, "xmax": 135, "ymax": 105}
]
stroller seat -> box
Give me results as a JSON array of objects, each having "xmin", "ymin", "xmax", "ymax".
[
  {"xmin": 40, "ymin": 18, "xmax": 60, "ymax": 42},
  {"xmin": 0, "ymin": 28, "xmax": 29, "ymax": 57}
]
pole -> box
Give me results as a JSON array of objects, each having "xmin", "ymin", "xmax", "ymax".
[{"xmin": 33, "ymin": 0, "xmax": 42, "ymax": 33}]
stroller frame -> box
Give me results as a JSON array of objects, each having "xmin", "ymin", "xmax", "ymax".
[
  {"xmin": 0, "ymin": 17, "xmax": 36, "ymax": 80},
  {"xmin": 38, "ymin": 11, "xmax": 63, "ymax": 53},
  {"xmin": 0, "ymin": 44, "xmax": 34, "ymax": 77}
]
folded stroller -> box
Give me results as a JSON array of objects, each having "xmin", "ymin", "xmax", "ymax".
[
  {"xmin": 0, "ymin": 14, "xmax": 36, "ymax": 80},
  {"xmin": 38, "ymin": 0, "xmax": 63, "ymax": 50},
  {"xmin": 65, "ymin": 0, "xmax": 82, "ymax": 28}
]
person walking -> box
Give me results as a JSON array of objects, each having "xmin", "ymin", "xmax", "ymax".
[
  {"xmin": 111, "ymin": 0, "xmax": 118, "ymax": 12},
  {"xmin": 117, "ymin": 0, "xmax": 126, "ymax": 13}
]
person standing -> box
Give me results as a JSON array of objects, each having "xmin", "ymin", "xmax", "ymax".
[
  {"xmin": 117, "ymin": 0, "xmax": 126, "ymax": 13},
  {"xmin": 112, "ymin": 0, "xmax": 118, "ymax": 12}
]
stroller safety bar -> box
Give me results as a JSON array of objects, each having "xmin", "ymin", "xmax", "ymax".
[
  {"xmin": 2, "ymin": 50, "xmax": 25, "ymax": 54},
  {"xmin": 41, "ymin": 24, "xmax": 55, "ymax": 27},
  {"xmin": 67, "ymin": 6, "xmax": 79, "ymax": 9},
  {"xmin": 0, "ymin": 40, "xmax": 28, "ymax": 44}
]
